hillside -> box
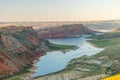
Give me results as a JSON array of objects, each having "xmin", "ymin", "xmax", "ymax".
[
  {"xmin": 0, "ymin": 26, "xmax": 47, "ymax": 79},
  {"xmin": 83, "ymin": 20, "xmax": 120, "ymax": 30},
  {"xmin": 37, "ymin": 24, "xmax": 96, "ymax": 38}
]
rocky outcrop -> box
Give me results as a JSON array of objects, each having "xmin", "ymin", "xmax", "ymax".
[
  {"xmin": 37, "ymin": 24, "xmax": 96, "ymax": 38},
  {"xmin": 0, "ymin": 26, "xmax": 46, "ymax": 78}
]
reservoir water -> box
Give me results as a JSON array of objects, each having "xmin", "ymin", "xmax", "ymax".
[{"xmin": 32, "ymin": 36, "xmax": 104, "ymax": 77}]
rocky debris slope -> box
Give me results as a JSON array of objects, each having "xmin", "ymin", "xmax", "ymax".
[
  {"xmin": 0, "ymin": 26, "xmax": 46, "ymax": 78},
  {"xmin": 37, "ymin": 24, "xmax": 96, "ymax": 38}
]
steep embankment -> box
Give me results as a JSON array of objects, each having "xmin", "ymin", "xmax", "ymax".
[
  {"xmin": 0, "ymin": 26, "xmax": 47, "ymax": 78},
  {"xmin": 37, "ymin": 24, "xmax": 96, "ymax": 38}
]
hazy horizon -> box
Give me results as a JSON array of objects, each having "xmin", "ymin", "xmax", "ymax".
[
  {"xmin": 0, "ymin": 19, "xmax": 120, "ymax": 23},
  {"xmin": 1, "ymin": 0, "xmax": 120, "ymax": 22}
]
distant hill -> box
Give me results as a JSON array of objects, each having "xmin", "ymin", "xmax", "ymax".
[
  {"xmin": 83, "ymin": 20, "xmax": 120, "ymax": 30},
  {"xmin": 1, "ymin": 19, "xmax": 120, "ymax": 30},
  {"xmin": 37, "ymin": 24, "xmax": 96, "ymax": 38}
]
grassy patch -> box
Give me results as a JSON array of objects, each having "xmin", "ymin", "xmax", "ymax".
[
  {"xmin": 88, "ymin": 38, "xmax": 120, "ymax": 47},
  {"xmin": 4, "ymin": 77, "xmax": 21, "ymax": 80},
  {"xmin": 89, "ymin": 32, "xmax": 120, "ymax": 75},
  {"xmin": 88, "ymin": 32, "xmax": 120, "ymax": 47},
  {"xmin": 3, "ymin": 65, "xmax": 32, "ymax": 80},
  {"xmin": 48, "ymin": 43, "xmax": 77, "ymax": 50},
  {"xmin": 89, "ymin": 32, "xmax": 120, "ymax": 40},
  {"xmin": 47, "ymin": 42, "xmax": 77, "ymax": 51}
]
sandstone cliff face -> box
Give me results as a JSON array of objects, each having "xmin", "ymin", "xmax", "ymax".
[
  {"xmin": 37, "ymin": 24, "xmax": 96, "ymax": 38},
  {"xmin": 0, "ymin": 26, "xmax": 46, "ymax": 78}
]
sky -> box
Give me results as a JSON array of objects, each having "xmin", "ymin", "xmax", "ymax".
[{"xmin": 0, "ymin": 0, "xmax": 120, "ymax": 22}]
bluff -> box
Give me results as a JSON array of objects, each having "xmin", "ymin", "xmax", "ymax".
[
  {"xmin": 0, "ymin": 26, "xmax": 47, "ymax": 78},
  {"xmin": 37, "ymin": 24, "xmax": 96, "ymax": 38}
]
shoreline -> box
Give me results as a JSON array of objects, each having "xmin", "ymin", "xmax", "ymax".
[
  {"xmin": 32, "ymin": 37, "xmax": 104, "ymax": 79},
  {"xmin": 28, "ymin": 43, "xmax": 78, "ymax": 79}
]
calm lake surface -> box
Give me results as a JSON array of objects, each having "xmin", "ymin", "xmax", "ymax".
[{"xmin": 31, "ymin": 36, "xmax": 104, "ymax": 77}]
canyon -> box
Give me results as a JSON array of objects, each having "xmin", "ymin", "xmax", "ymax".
[{"xmin": 0, "ymin": 24, "xmax": 96, "ymax": 79}]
